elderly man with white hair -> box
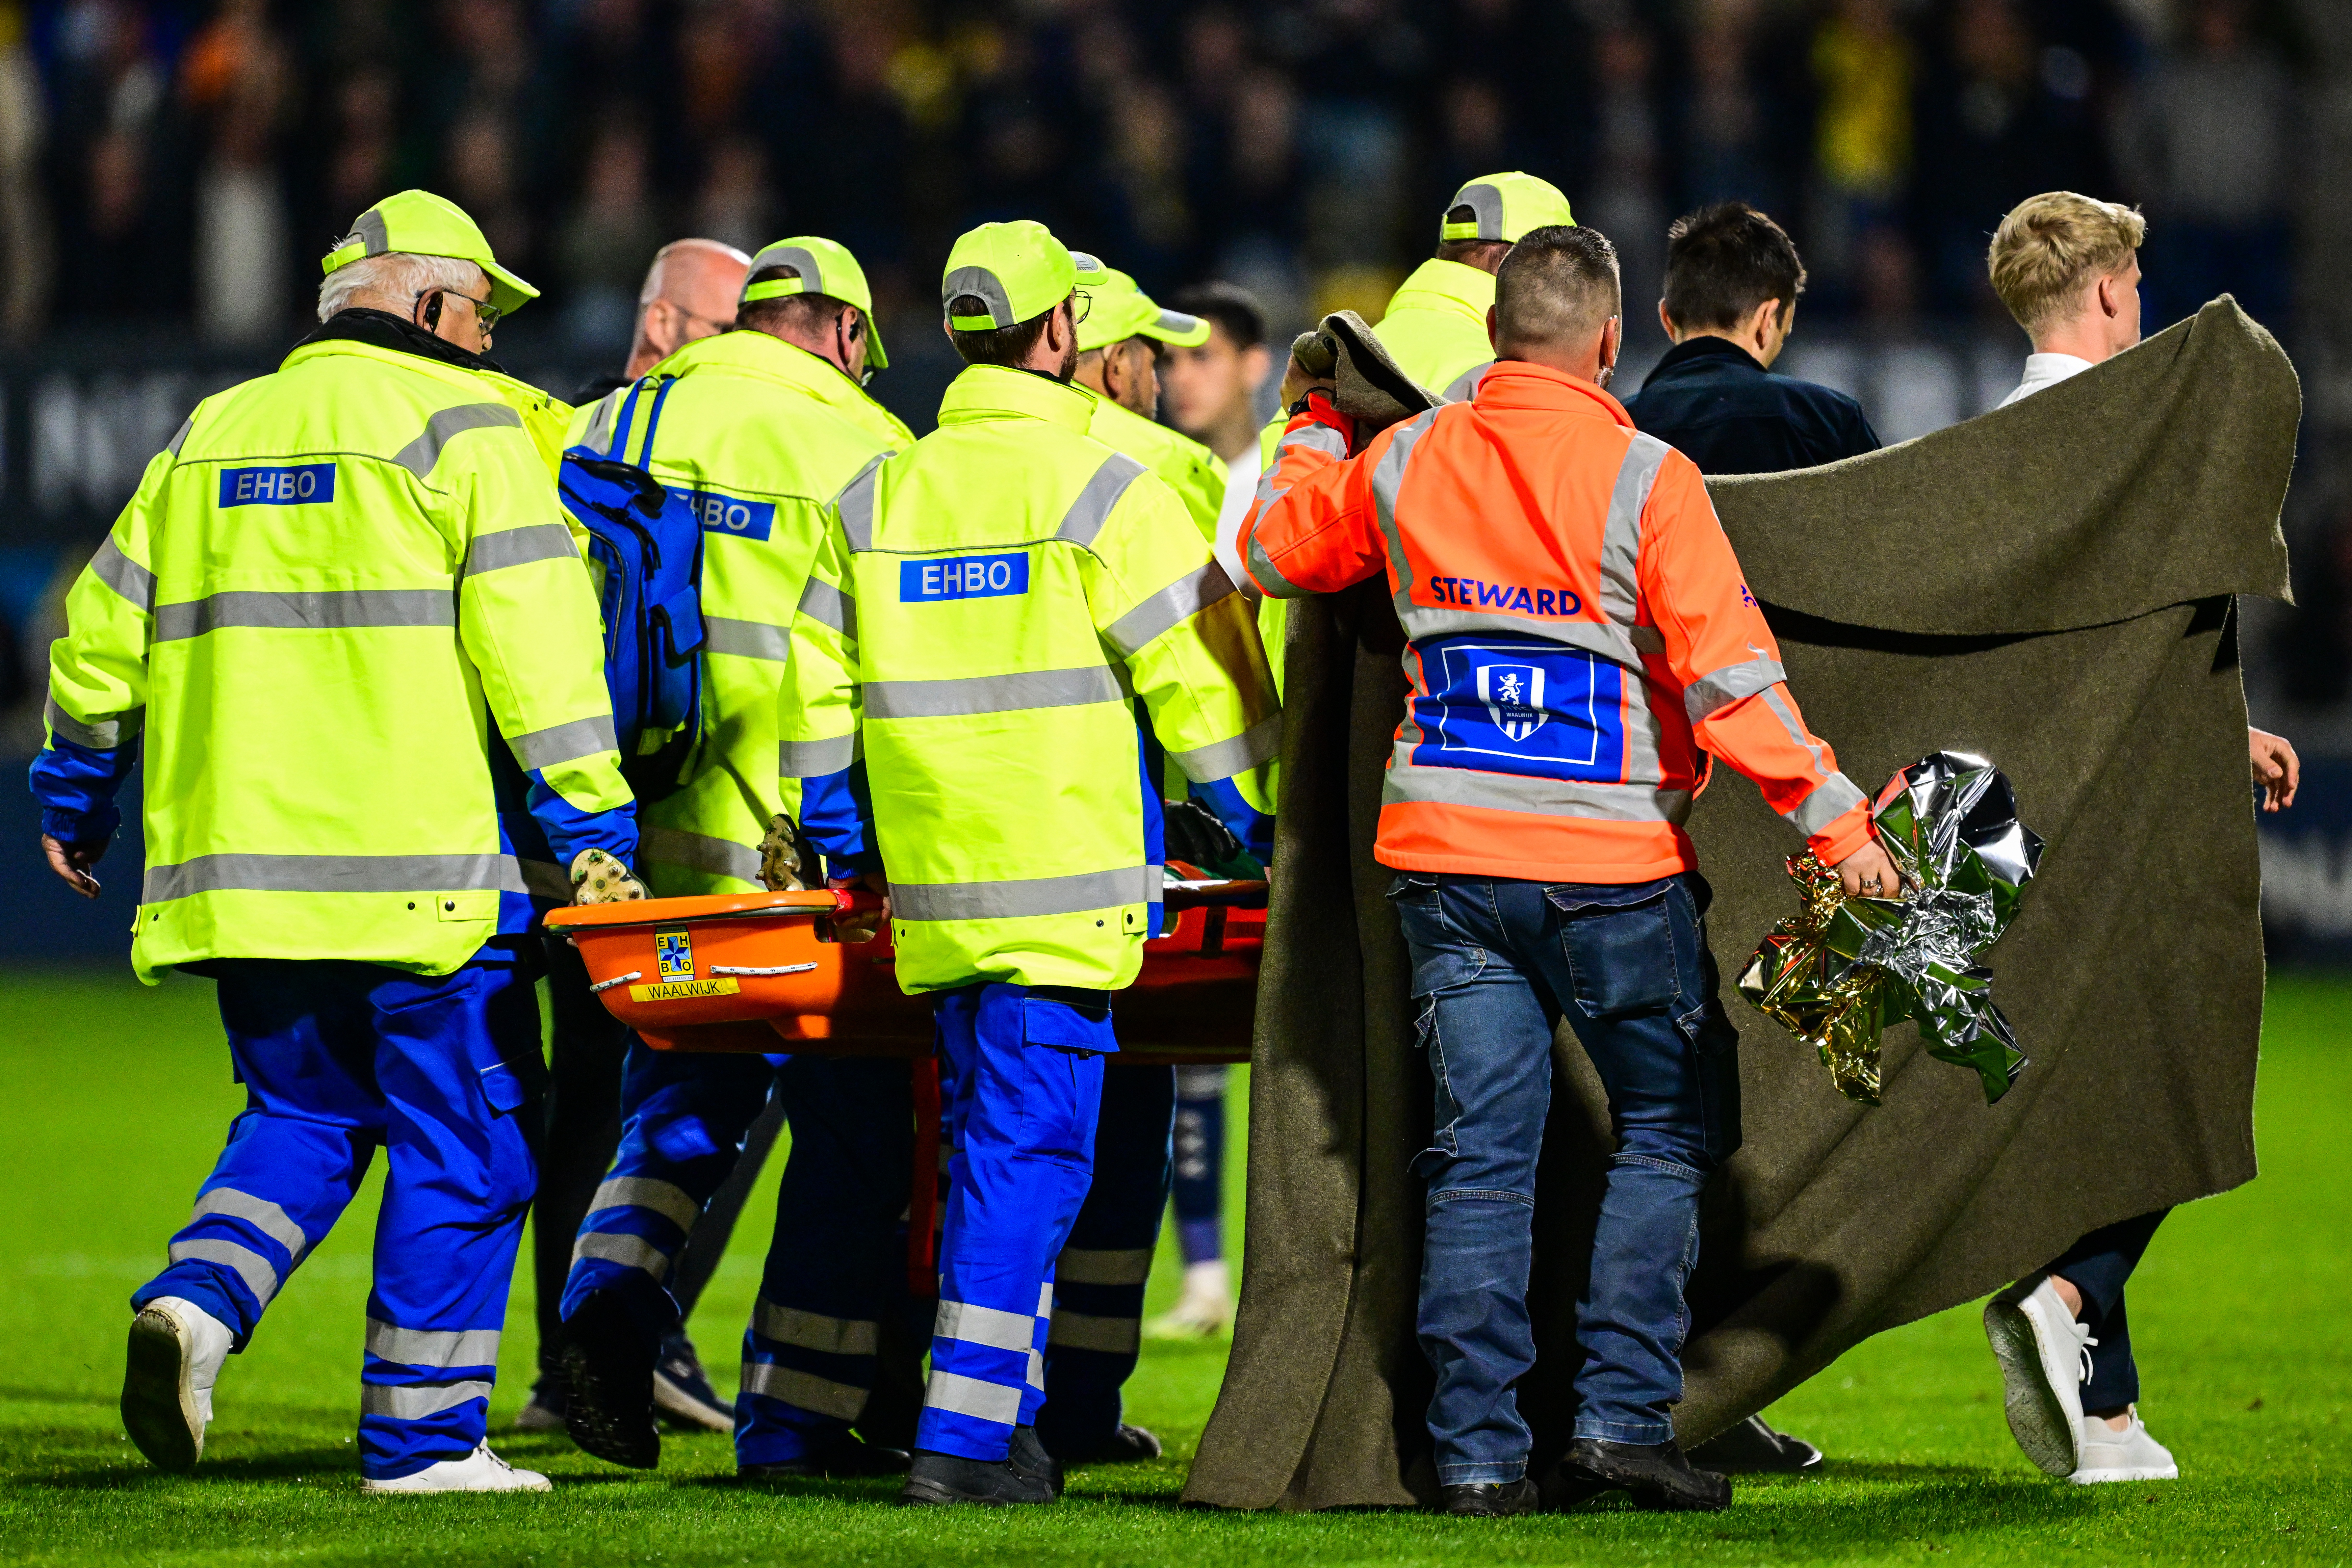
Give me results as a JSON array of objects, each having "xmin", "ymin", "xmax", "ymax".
[{"xmin": 35, "ymin": 189, "xmax": 641, "ymax": 1492}]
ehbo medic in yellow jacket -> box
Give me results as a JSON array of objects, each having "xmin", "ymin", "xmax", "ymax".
[
  {"xmin": 775, "ymin": 219, "xmax": 1278, "ymax": 1507},
  {"xmin": 30, "ymin": 191, "xmax": 637, "ymax": 1494},
  {"xmin": 551, "ymin": 237, "xmax": 943, "ymax": 1481}
]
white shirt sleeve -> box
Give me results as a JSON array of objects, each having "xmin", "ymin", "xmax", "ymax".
[{"xmin": 1213, "ymin": 445, "xmax": 1263, "ymax": 594}]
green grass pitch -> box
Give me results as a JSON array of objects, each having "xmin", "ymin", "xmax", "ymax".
[{"xmin": 0, "ymin": 967, "xmax": 2344, "ymax": 1566}]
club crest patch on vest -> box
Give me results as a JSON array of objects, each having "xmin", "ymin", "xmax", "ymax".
[
  {"xmin": 654, "ymin": 929, "xmax": 694, "ymax": 980},
  {"xmin": 1478, "ymin": 663, "xmax": 1547, "ymax": 741}
]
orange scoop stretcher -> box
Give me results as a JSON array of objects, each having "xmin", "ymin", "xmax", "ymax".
[{"xmin": 541, "ymin": 876, "xmax": 1266, "ymax": 1067}]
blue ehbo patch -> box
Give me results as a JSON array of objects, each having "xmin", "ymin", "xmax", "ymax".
[
  {"xmin": 218, "ymin": 463, "xmax": 335, "ymax": 507},
  {"xmin": 1410, "ymin": 636, "xmax": 1627, "ymax": 782},
  {"xmin": 669, "ymin": 487, "xmax": 776, "ymax": 542},
  {"xmin": 901, "ymin": 552, "xmax": 1030, "ymax": 603}
]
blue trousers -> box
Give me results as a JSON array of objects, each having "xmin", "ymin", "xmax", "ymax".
[
  {"xmin": 559, "ymin": 1043, "xmax": 915, "ymax": 1465},
  {"xmin": 921, "ymin": 983, "xmax": 1108, "ymax": 1461},
  {"xmin": 133, "ymin": 954, "xmax": 541, "ymax": 1481},
  {"xmin": 1389, "ymin": 872, "xmax": 1741, "ymax": 1483},
  {"xmin": 1037, "ymin": 1065, "xmax": 1173, "ymax": 1457},
  {"xmin": 1171, "ymin": 1064, "xmax": 1227, "ymax": 1265}
]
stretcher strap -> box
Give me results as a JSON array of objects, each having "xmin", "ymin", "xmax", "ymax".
[{"xmin": 907, "ymin": 1053, "xmax": 942, "ymax": 1300}]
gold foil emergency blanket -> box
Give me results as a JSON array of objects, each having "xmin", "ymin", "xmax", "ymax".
[{"xmin": 1738, "ymin": 752, "xmax": 2045, "ymax": 1106}]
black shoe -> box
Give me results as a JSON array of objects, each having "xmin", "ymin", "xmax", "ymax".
[
  {"xmin": 652, "ymin": 1332, "xmax": 734, "ymax": 1434},
  {"xmin": 1438, "ymin": 1477, "xmax": 1540, "ymax": 1516},
  {"xmin": 740, "ymin": 1435, "xmax": 912, "ymax": 1480},
  {"xmin": 1049, "ymin": 1422, "xmax": 1163, "ymax": 1465},
  {"xmin": 900, "ymin": 1424, "xmax": 1061, "ymax": 1506},
  {"xmin": 559, "ymin": 1296, "xmax": 662, "ymax": 1470},
  {"xmin": 1547, "ymin": 1438, "xmax": 1730, "ymax": 1513},
  {"xmin": 1686, "ymin": 1414, "xmax": 1824, "ymax": 1475}
]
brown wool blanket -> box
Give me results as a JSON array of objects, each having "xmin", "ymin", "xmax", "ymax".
[{"xmin": 1183, "ymin": 299, "xmax": 2297, "ymax": 1509}]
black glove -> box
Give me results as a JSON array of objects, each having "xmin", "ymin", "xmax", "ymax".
[{"xmin": 1163, "ymin": 799, "xmax": 1260, "ymax": 880}]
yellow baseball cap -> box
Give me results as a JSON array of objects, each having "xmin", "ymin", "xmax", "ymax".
[
  {"xmin": 320, "ymin": 189, "xmax": 539, "ymax": 317},
  {"xmin": 1440, "ymin": 173, "xmax": 1576, "ymax": 245},
  {"xmin": 1070, "ymin": 252, "xmax": 1211, "ymax": 353},
  {"xmin": 942, "ymin": 220, "xmax": 1076, "ymax": 331},
  {"xmin": 742, "ymin": 237, "xmax": 888, "ymax": 369}
]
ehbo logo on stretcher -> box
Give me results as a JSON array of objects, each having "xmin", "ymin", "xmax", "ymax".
[
  {"xmin": 900, "ymin": 552, "xmax": 1030, "ymax": 603},
  {"xmin": 630, "ymin": 927, "xmax": 740, "ymax": 1002},
  {"xmin": 218, "ymin": 463, "xmax": 336, "ymax": 507}
]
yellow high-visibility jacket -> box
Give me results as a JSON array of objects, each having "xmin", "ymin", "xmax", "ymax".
[
  {"xmin": 778, "ymin": 364, "xmax": 1280, "ymax": 993},
  {"xmin": 38, "ymin": 331, "xmax": 635, "ymax": 980}
]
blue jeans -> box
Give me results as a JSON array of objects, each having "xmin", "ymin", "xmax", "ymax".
[{"xmin": 1389, "ymin": 871, "xmax": 1742, "ymax": 1484}]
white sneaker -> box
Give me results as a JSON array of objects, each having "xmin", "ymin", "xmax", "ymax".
[
  {"xmin": 121, "ymin": 1297, "xmax": 232, "ymax": 1473},
  {"xmin": 1983, "ymin": 1275, "xmax": 2092, "ymax": 1477},
  {"xmin": 1144, "ymin": 1260, "xmax": 1233, "ymax": 1339},
  {"xmin": 2070, "ymin": 1407, "xmax": 2178, "ymax": 1484},
  {"xmin": 361, "ymin": 1441, "xmax": 553, "ymax": 1494}
]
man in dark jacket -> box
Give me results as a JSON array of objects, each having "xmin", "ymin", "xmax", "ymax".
[{"xmin": 1623, "ymin": 204, "xmax": 1879, "ymax": 474}]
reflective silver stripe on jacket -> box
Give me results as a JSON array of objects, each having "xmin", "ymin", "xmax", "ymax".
[
  {"xmin": 1382, "ymin": 752, "xmax": 1694, "ymax": 825},
  {"xmin": 1169, "ymin": 713, "xmax": 1281, "ymax": 783},
  {"xmin": 359, "ymin": 1380, "xmax": 494, "ymax": 1419},
  {"xmin": 753, "ymin": 1300, "xmax": 880, "ymax": 1357},
  {"xmin": 365, "ymin": 1319, "xmax": 501, "ymax": 1369},
  {"xmin": 778, "ymin": 733, "xmax": 858, "ymax": 779},
  {"xmin": 640, "ymin": 826, "xmax": 762, "ymax": 886},
  {"xmin": 934, "ymin": 1299, "xmax": 1037, "ymax": 1353},
  {"xmin": 1104, "ymin": 561, "xmax": 1236, "ymax": 658},
  {"xmin": 44, "ymin": 696, "xmax": 141, "ymax": 751},
  {"xmin": 922, "ymin": 1368, "xmax": 1024, "ymax": 1426},
  {"xmin": 1055, "ymin": 452, "xmax": 1149, "ymax": 549},
  {"xmin": 1598, "ymin": 433, "xmax": 1672, "ymax": 646},
  {"xmin": 890, "ymin": 864, "xmax": 1156, "ymax": 922},
  {"xmin": 703, "ymin": 616, "xmax": 790, "ymax": 661},
  {"xmin": 391, "ymin": 403, "xmax": 525, "ymax": 480},
  {"xmin": 1242, "ymin": 422, "xmax": 1347, "ymax": 600},
  {"xmin": 588, "ymin": 1176, "xmax": 702, "ymax": 1230},
  {"xmin": 89, "ymin": 537, "xmax": 157, "ymax": 613},
  {"xmin": 570, "ymin": 1229, "xmax": 672, "ymax": 1280},
  {"xmin": 1055, "ymin": 1247, "xmax": 1155, "ymax": 1285},
  {"xmin": 141, "ymin": 852, "xmax": 530, "ymax": 903},
  {"xmin": 1441, "ymin": 361, "xmax": 1494, "ymax": 402},
  {"xmin": 151, "ymin": 588, "xmax": 456, "ymax": 642},
  {"xmin": 507, "ymin": 713, "xmax": 618, "ymax": 771},
  {"xmin": 864, "ymin": 665, "xmax": 1121, "ymax": 721},
  {"xmin": 1685, "ymin": 655, "xmax": 1787, "ymax": 723},
  {"xmin": 797, "ymin": 576, "xmax": 856, "ymax": 638},
  {"xmin": 463, "ymin": 522, "xmax": 578, "ymax": 579},
  {"xmin": 1047, "ymin": 1310, "xmax": 1139, "ymax": 1355},
  {"xmin": 1758, "ymin": 685, "xmax": 1851, "ymax": 817},
  {"xmin": 190, "ymin": 1185, "xmax": 309, "ymax": 1264},
  {"xmin": 741, "ymin": 1360, "xmax": 868, "ymax": 1419},
  {"xmin": 165, "ymin": 1237, "xmax": 282, "ymax": 1307},
  {"xmin": 579, "ymin": 389, "xmax": 625, "ymax": 455},
  {"xmin": 1369, "ymin": 408, "xmax": 1443, "ymax": 601},
  {"xmin": 834, "ymin": 454, "xmax": 886, "ymax": 552},
  {"xmin": 164, "ymin": 414, "xmax": 194, "ymax": 458}
]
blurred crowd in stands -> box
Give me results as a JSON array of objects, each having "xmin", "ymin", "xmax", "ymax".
[{"xmin": 0, "ymin": 0, "xmax": 2309, "ymax": 354}]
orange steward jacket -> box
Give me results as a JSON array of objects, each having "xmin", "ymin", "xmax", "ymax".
[{"xmin": 1238, "ymin": 361, "xmax": 1873, "ymax": 884}]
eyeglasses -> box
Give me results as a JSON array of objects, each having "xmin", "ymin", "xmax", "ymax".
[
  {"xmin": 1071, "ymin": 288, "xmax": 1092, "ymax": 324},
  {"xmin": 418, "ymin": 288, "xmax": 502, "ymax": 333}
]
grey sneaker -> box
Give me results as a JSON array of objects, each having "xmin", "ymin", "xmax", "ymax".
[
  {"xmin": 121, "ymin": 1298, "xmax": 231, "ymax": 1474},
  {"xmin": 1984, "ymin": 1275, "xmax": 2091, "ymax": 1477}
]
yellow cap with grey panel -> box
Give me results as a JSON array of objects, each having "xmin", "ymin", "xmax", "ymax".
[
  {"xmin": 941, "ymin": 219, "xmax": 1077, "ymax": 332},
  {"xmin": 320, "ymin": 189, "xmax": 540, "ymax": 317},
  {"xmin": 1070, "ymin": 252, "xmax": 1212, "ymax": 354},
  {"xmin": 741, "ymin": 236, "xmax": 890, "ymax": 369},
  {"xmin": 1439, "ymin": 172, "xmax": 1575, "ymax": 245}
]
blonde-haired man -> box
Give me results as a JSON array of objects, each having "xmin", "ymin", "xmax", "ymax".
[{"xmin": 1977, "ymin": 190, "xmax": 2297, "ymax": 1489}]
